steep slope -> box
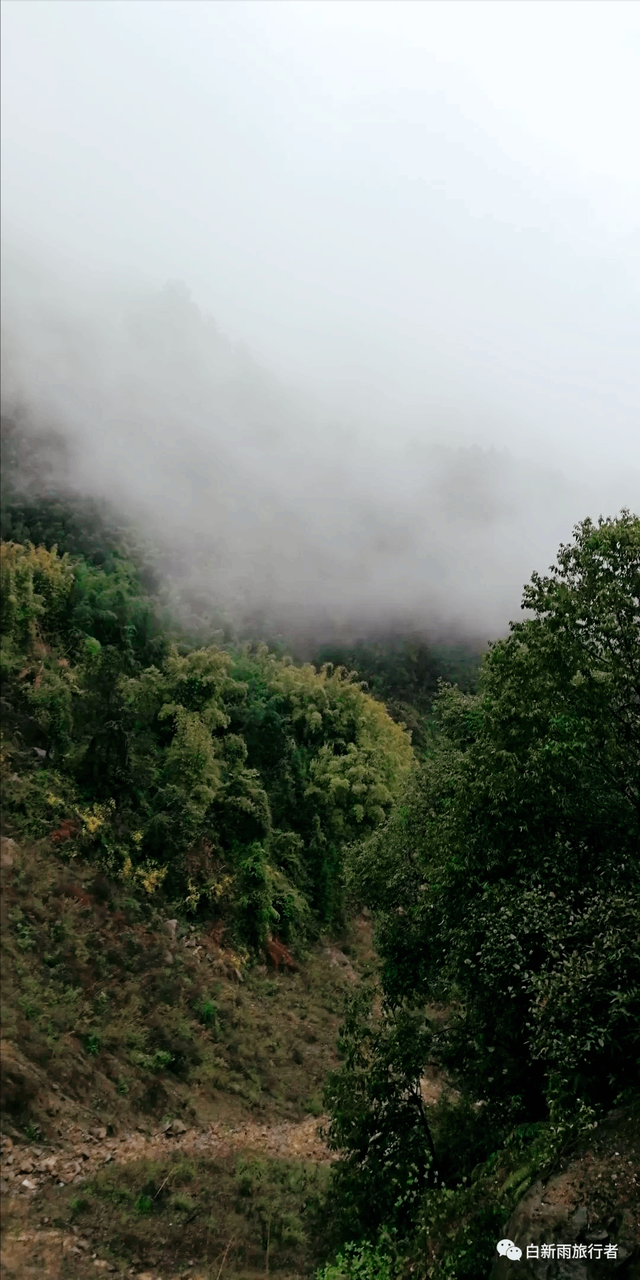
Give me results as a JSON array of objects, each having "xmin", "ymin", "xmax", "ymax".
[{"xmin": 0, "ymin": 835, "xmax": 377, "ymax": 1278}]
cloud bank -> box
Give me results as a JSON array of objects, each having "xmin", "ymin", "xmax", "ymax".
[{"xmin": 2, "ymin": 2, "xmax": 638, "ymax": 645}]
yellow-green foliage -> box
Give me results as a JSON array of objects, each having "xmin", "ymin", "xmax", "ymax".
[
  {"xmin": 242, "ymin": 646, "xmax": 413, "ymax": 839},
  {"xmin": 1, "ymin": 539, "xmax": 414, "ymax": 946},
  {"xmin": 304, "ymin": 676, "xmax": 414, "ymax": 839},
  {"xmin": 1, "ymin": 543, "xmax": 81, "ymax": 752},
  {"xmin": 0, "ymin": 540, "xmax": 74, "ymax": 647}
]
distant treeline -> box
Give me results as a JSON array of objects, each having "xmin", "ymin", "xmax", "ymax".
[{"xmin": 1, "ymin": 410, "xmax": 481, "ymax": 749}]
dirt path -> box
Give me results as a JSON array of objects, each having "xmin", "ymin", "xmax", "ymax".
[
  {"xmin": 1, "ymin": 1062, "xmax": 455, "ymax": 1200},
  {"xmin": 1, "ymin": 1112, "xmax": 334, "ymax": 1200},
  {"xmin": 1, "ymin": 1117, "xmax": 334, "ymax": 1278}
]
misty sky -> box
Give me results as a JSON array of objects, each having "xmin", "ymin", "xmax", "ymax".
[{"xmin": 1, "ymin": 1, "xmax": 639, "ymax": 642}]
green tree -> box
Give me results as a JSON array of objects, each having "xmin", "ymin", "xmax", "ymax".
[
  {"xmin": 231, "ymin": 647, "xmax": 413, "ymax": 921},
  {"xmin": 324, "ymin": 986, "xmax": 436, "ymax": 1241},
  {"xmin": 348, "ymin": 511, "xmax": 640, "ymax": 1129}
]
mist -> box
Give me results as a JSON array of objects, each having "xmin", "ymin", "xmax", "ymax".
[{"xmin": 2, "ymin": 1, "xmax": 639, "ymax": 647}]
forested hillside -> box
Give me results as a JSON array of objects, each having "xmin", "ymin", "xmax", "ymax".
[
  {"xmin": 0, "ymin": 540, "xmax": 413, "ymax": 949},
  {"xmin": 1, "ymin": 413, "xmax": 639, "ymax": 1278}
]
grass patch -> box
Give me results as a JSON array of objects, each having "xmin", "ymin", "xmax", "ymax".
[
  {"xmin": 33, "ymin": 1152, "xmax": 330, "ymax": 1277},
  {"xmin": 1, "ymin": 839, "xmax": 377, "ymax": 1139}
]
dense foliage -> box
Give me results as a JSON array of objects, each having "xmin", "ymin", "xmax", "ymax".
[
  {"xmin": 313, "ymin": 634, "xmax": 481, "ymax": 754},
  {"xmin": 324, "ymin": 510, "xmax": 640, "ymax": 1275},
  {"xmin": 1, "ymin": 536, "xmax": 412, "ymax": 948}
]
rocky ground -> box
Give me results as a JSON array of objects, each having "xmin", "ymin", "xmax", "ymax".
[
  {"xmin": 0, "ymin": 1114, "xmax": 334, "ymax": 1199},
  {"xmin": 0, "ymin": 839, "xmax": 372, "ymax": 1278},
  {"xmin": 1, "ymin": 1114, "xmax": 334, "ymax": 1279},
  {"xmin": 490, "ymin": 1108, "xmax": 640, "ymax": 1280}
]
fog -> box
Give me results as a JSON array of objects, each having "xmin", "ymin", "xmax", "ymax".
[{"xmin": 2, "ymin": 1, "xmax": 639, "ymax": 645}]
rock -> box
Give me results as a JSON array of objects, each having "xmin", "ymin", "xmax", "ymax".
[
  {"xmin": 163, "ymin": 1118, "xmax": 187, "ymax": 1135},
  {"xmin": 324, "ymin": 946, "xmax": 358, "ymax": 983},
  {"xmin": 21, "ymin": 1177, "xmax": 37, "ymax": 1190},
  {"xmin": 165, "ymin": 919, "xmax": 178, "ymax": 942},
  {"xmin": 1, "ymin": 837, "xmax": 17, "ymax": 868},
  {"xmin": 164, "ymin": 950, "xmax": 174, "ymax": 965},
  {"xmin": 490, "ymin": 1107, "xmax": 640, "ymax": 1279},
  {"xmin": 90, "ymin": 1127, "xmax": 107, "ymax": 1139}
]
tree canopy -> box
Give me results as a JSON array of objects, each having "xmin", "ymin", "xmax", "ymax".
[
  {"xmin": 1, "ymin": 536, "xmax": 412, "ymax": 949},
  {"xmin": 328, "ymin": 511, "xmax": 640, "ymax": 1256}
]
